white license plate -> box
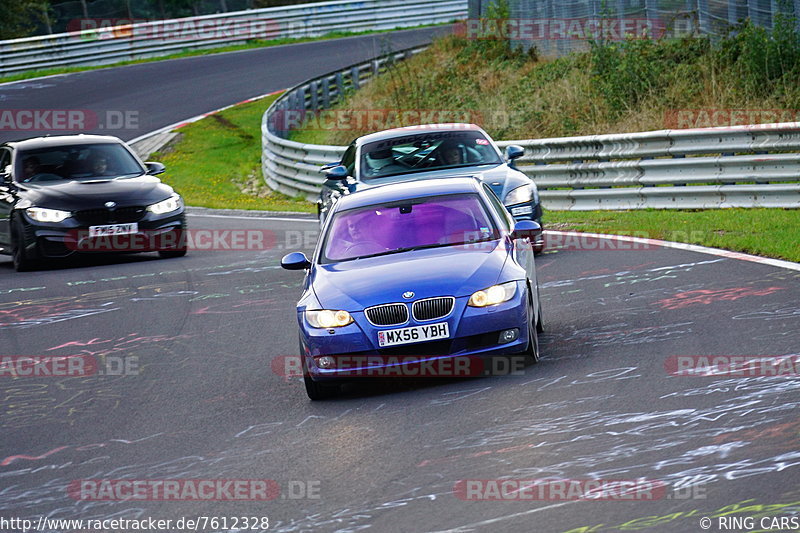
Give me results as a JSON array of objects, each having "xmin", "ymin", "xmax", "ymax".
[
  {"xmin": 378, "ymin": 322, "xmax": 450, "ymax": 347},
  {"xmin": 88, "ymin": 223, "xmax": 138, "ymax": 237}
]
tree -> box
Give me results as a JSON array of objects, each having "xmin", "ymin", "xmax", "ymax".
[{"xmin": 0, "ymin": 0, "xmax": 47, "ymax": 40}]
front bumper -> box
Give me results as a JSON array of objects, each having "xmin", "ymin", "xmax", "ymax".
[
  {"xmin": 20, "ymin": 209, "xmax": 186, "ymax": 258},
  {"xmin": 299, "ymin": 281, "xmax": 531, "ymax": 382}
]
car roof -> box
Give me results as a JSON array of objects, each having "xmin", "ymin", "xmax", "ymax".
[
  {"xmin": 334, "ymin": 176, "xmax": 484, "ymax": 212},
  {"xmin": 5, "ymin": 134, "xmax": 124, "ymax": 150},
  {"xmin": 355, "ymin": 123, "xmax": 487, "ymax": 146}
]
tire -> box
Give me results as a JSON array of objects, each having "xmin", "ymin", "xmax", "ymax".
[
  {"xmin": 524, "ymin": 288, "xmax": 540, "ymax": 364},
  {"xmin": 304, "ymin": 374, "xmax": 339, "ymax": 401},
  {"xmin": 158, "ymin": 248, "xmax": 187, "ymax": 259},
  {"xmin": 300, "ymin": 338, "xmax": 338, "ymax": 400},
  {"xmin": 158, "ymin": 227, "xmax": 187, "ymax": 258},
  {"xmin": 536, "ymin": 286, "xmax": 544, "ymax": 334},
  {"xmin": 11, "ymin": 217, "xmax": 39, "ymax": 272}
]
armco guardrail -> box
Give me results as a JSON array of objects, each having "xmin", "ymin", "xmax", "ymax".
[
  {"xmin": 0, "ymin": 0, "xmax": 466, "ymax": 77},
  {"xmin": 496, "ymin": 125, "xmax": 800, "ymax": 209},
  {"xmin": 262, "ymin": 58, "xmax": 800, "ymax": 209},
  {"xmin": 262, "ymin": 46, "xmax": 426, "ymax": 201}
]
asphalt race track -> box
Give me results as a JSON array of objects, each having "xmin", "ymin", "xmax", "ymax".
[
  {"xmin": 1, "ymin": 211, "xmax": 799, "ymax": 532},
  {"xmin": 0, "ymin": 26, "xmax": 450, "ymax": 144},
  {"xmin": 2, "ymin": 28, "xmax": 800, "ymax": 533}
]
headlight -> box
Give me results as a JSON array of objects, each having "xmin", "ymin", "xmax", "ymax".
[
  {"xmin": 26, "ymin": 207, "xmax": 71, "ymax": 223},
  {"xmin": 147, "ymin": 194, "xmax": 182, "ymax": 215},
  {"xmin": 468, "ymin": 281, "xmax": 517, "ymax": 307},
  {"xmin": 306, "ymin": 309, "xmax": 354, "ymax": 328},
  {"xmin": 504, "ymin": 185, "xmax": 534, "ymax": 206}
]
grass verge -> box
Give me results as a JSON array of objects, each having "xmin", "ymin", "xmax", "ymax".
[
  {"xmin": 150, "ymin": 92, "xmax": 314, "ymax": 213},
  {"xmin": 546, "ymin": 209, "xmax": 800, "ymax": 263}
]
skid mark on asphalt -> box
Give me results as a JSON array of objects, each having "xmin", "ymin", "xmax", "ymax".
[
  {"xmin": 654, "ymin": 286, "xmax": 785, "ymax": 310},
  {"xmin": 541, "ymin": 258, "xmax": 726, "ymax": 290}
]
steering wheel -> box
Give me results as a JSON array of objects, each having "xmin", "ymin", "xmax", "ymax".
[{"xmin": 341, "ymin": 241, "xmax": 386, "ymax": 257}]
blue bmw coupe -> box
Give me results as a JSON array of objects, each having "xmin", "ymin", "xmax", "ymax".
[{"xmin": 281, "ymin": 177, "xmax": 543, "ymax": 400}]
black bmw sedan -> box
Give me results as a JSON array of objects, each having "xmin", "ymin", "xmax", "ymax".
[{"xmin": 0, "ymin": 135, "xmax": 186, "ymax": 272}]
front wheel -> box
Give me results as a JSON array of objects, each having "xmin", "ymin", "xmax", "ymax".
[
  {"xmin": 159, "ymin": 248, "xmax": 187, "ymax": 259},
  {"xmin": 11, "ymin": 218, "xmax": 39, "ymax": 272},
  {"xmin": 536, "ymin": 288, "xmax": 544, "ymax": 334},
  {"xmin": 300, "ymin": 338, "xmax": 339, "ymax": 400},
  {"xmin": 158, "ymin": 226, "xmax": 187, "ymax": 258},
  {"xmin": 304, "ymin": 374, "xmax": 339, "ymax": 401},
  {"xmin": 524, "ymin": 288, "xmax": 540, "ymax": 364}
]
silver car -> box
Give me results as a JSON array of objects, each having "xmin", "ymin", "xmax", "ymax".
[{"xmin": 318, "ymin": 123, "xmax": 543, "ymax": 253}]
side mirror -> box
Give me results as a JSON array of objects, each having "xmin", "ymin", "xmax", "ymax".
[
  {"xmin": 281, "ymin": 252, "xmax": 311, "ymax": 270},
  {"xmin": 323, "ymin": 165, "xmax": 349, "ymax": 181},
  {"xmin": 505, "ymin": 145, "xmax": 525, "ymax": 162},
  {"xmin": 145, "ymin": 162, "xmax": 166, "ymax": 175},
  {"xmin": 511, "ymin": 220, "xmax": 542, "ymax": 241},
  {"xmin": 1, "ymin": 165, "xmax": 11, "ymax": 183},
  {"xmin": 320, "ymin": 162, "xmax": 341, "ymax": 172}
]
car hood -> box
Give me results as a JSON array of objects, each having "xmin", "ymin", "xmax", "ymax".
[
  {"xmin": 355, "ymin": 164, "xmax": 533, "ymax": 203},
  {"xmin": 18, "ymin": 175, "xmax": 173, "ymax": 210},
  {"xmin": 310, "ymin": 240, "xmax": 513, "ymax": 311}
]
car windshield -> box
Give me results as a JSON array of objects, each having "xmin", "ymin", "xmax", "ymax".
[
  {"xmin": 16, "ymin": 143, "xmax": 144, "ymax": 184},
  {"xmin": 321, "ymin": 193, "xmax": 500, "ymax": 263},
  {"xmin": 359, "ymin": 131, "xmax": 502, "ymax": 180}
]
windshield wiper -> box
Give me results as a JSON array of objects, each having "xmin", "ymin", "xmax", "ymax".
[
  {"xmin": 335, "ymin": 238, "xmax": 498, "ymax": 263},
  {"xmin": 387, "ymin": 243, "xmax": 450, "ymax": 254},
  {"xmin": 337, "ymin": 242, "xmax": 449, "ymax": 262}
]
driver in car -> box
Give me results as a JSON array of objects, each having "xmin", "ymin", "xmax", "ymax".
[
  {"xmin": 335, "ymin": 214, "xmax": 385, "ymax": 258},
  {"xmin": 364, "ymin": 148, "xmax": 394, "ymax": 174},
  {"xmin": 89, "ymin": 154, "xmax": 114, "ymax": 176},
  {"xmin": 363, "ymin": 147, "xmax": 410, "ymax": 177},
  {"xmin": 22, "ymin": 156, "xmax": 42, "ymax": 180},
  {"xmin": 438, "ymin": 141, "xmax": 464, "ymax": 166}
]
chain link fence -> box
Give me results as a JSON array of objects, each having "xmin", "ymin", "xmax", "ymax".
[{"xmin": 467, "ymin": 0, "xmax": 800, "ymax": 56}]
